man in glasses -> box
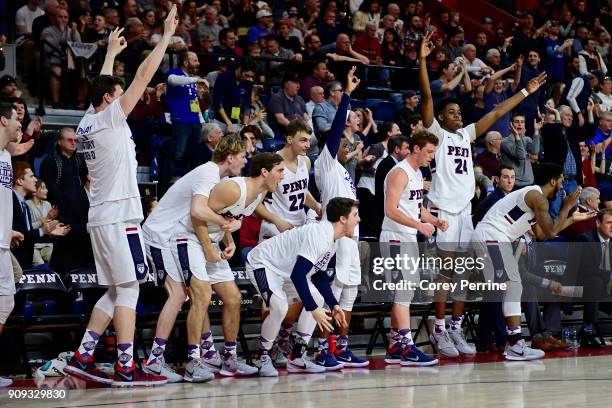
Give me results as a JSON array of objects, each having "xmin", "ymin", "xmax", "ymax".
[{"xmin": 312, "ymin": 81, "xmax": 343, "ymax": 136}]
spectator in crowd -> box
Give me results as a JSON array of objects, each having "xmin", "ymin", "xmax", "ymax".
[
  {"xmin": 119, "ymin": 0, "xmax": 138, "ymax": 27},
  {"xmin": 276, "ymin": 19, "xmax": 301, "ymax": 55},
  {"xmin": 477, "ymin": 131, "xmax": 503, "ymax": 178},
  {"xmin": 261, "ymin": 34, "xmax": 302, "ymax": 85},
  {"xmin": 267, "ymin": 72, "xmax": 308, "ymax": 136},
  {"xmin": 430, "ymin": 59, "xmax": 471, "ymax": 103},
  {"xmin": 312, "ymin": 81, "xmax": 342, "ymax": 136},
  {"xmin": 303, "ymin": 34, "xmax": 323, "ymax": 61},
  {"xmin": 26, "ymin": 180, "xmax": 56, "ymax": 265},
  {"xmin": 233, "ymin": 0, "xmax": 259, "ymax": 29},
  {"xmin": 458, "ymin": 44, "xmax": 493, "ymax": 78},
  {"xmin": 443, "ymin": 27, "xmax": 465, "ymax": 61},
  {"xmin": 474, "ymin": 165, "xmax": 516, "ymax": 225},
  {"xmin": 166, "ymin": 51, "xmax": 206, "ymax": 177},
  {"xmin": 84, "ymin": 13, "xmax": 110, "ymax": 44},
  {"xmin": 339, "ymin": 109, "xmax": 375, "ymax": 183},
  {"xmin": 239, "ymin": 124, "xmax": 262, "ymax": 175},
  {"xmin": 354, "ymin": 107, "xmax": 379, "ymax": 144},
  {"xmin": 595, "ymin": 29, "xmax": 610, "ymax": 63},
  {"xmin": 516, "ymin": 50, "xmax": 545, "ymax": 134},
  {"xmin": 326, "ymin": 34, "xmax": 370, "ymax": 83},
  {"xmin": 474, "ymin": 31, "xmax": 489, "ymax": 61},
  {"xmin": 198, "ymin": 6, "xmax": 222, "ymax": 47},
  {"xmin": 587, "ymin": 112, "xmax": 612, "ymax": 159},
  {"xmin": 316, "ymin": 10, "xmax": 340, "ymax": 46},
  {"xmin": 380, "ymin": 27, "xmax": 403, "ymax": 70},
  {"xmin": 16, "ymin": 0, "xmax": 45, "ymax": 37},
  {"xmin": 301, "ymin": 61, "xmax": 331, "ymax": 102},
  {"xmin": 597, "ymin": 76, "xmax": 612, "ymax": 112},
  {"xmin": 247, "ymin": 9, "xmax": 274, "ymax": 44},
  {"xmin": 353, "ymin": 22, "xmax": 382, "ymax": 66},
  {"xmin": 568, "ymin": 209, "xmax": 612, "ymax": 349},
  {"xmin": 511, "ymin": 13, "xmax": 547, "ymax": 59},
  {"xmin": 12, "ymin": 162, "xmax": 69, "ymax": 270},
  {"xmin": 395, "ymin": 91, "xmax": 419, "ymax": 134},
  {"xmin": 305, "ymin": 86, "xmax": 324, "ymax": 159},
  {"xmin": 579, "ymin": 37, "xmax": 608, "ymax": 79},
  {"xmin": 484, "ymin": 59, "xmax": 523, "ymax": 136},
  {"xmin": 211, "ymin": 58, "xmax": 256, "ymax": 135},
  {"xmin": 122, "ymin": 17, "xmax": 150, "ymax": 75},
  {"xmin": 501, "ymin": 113, "xmax": 542, "ymax": 187},
  {"xmin": 404, "ymin": 14, "xmax": 424, "ymax": 48},
  {"xmin": 580, "ymin": 141, "xmax": 600, "ymax": 189},
  {"xmin": 246, "ymin": 86, "xmax": 274, "ymax": 139},
  {"xmin": 0, "ymin": 76, "xmax": 22, "ymax": 103},
  {"xmin": 544, "ymin": 22, "xmax": 574, "ymax": 82},
  {"xmin": 214, "ymin": 28, "xmax": 243, "ymax": 58},
  {"xmin": 192, "ymin": 122, "xmax": 223, "ymax": 167},
  {"xmin": 353, "ymin": 0, "xmax": 381, "ymax": 35},
  {"xmin": 32, "ymin": 0, "xmax": 59, "ymax": 48},
  {"xmin": 485, "ymin": 48, "xmax": 505, "ymax": 72},
  {"xmin": 563, "ymin": 186, "xmax": 600, "ymax": 240},
  {"xmin": 39, "ymin": 128, "xmax": 92, "ymax": 277},
  {"xmin": 103, "ymin": 7, "xmax": 120, "ymax": 30},
  {"xmin": 41, "ymin": 7, "xmax": 82, "ymax": 108},
  {"xmin": 374, "ymin": 135, "xmax": 410, "ymax": 237},
  {"xmin": 563, "ymin": 54, "xmax": 592, "ymax": 119},
  {"xmin": 386, "ymin": 3, "xmax": 404, "ymax": 33}
]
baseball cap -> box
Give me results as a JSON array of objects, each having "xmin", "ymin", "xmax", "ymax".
[
  {"xmin": 282, "ymin": 71, "xmax": 301, "ymax": 85},
  {"xmin": 0, "ymin": 75, "xmax": 17, "ymax": 89},
  {"xmin": 404, "ymin": 90, "xmax": 418, "ymax": 99},
  {"xmin": 256, "ymin": 9, "xmax": 272, "ymax": 19}
]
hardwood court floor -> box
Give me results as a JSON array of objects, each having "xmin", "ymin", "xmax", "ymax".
[{"xmin": 3, "ymin": 348, "xmax": 612, "ymax": 408}]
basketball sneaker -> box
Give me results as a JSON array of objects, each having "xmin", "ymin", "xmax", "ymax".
[
  {"xmin": 202, "ymin": 350, "xmax": 223, "ymax": 373},
  {"xmin": 112, "ymin": 363, "xmax": 168, "ymax": 387},
  {"xmin": 63, "ymin": 351, "xmax": 113, "ymax": 385},
  {"xmin": 505, "ymin": 339, "xmax": 546, "ymax": 361},
  {"xmin": 219, "ymin": 354, "xmax": 258, "ymax": 377},
  {"xmin": 183, "ymin": 358, "xmax": 215, "ymax": 383},
  {"xmin": 314, "ymin": 349, "xmax": 344, "ymax": 371},
  {"xmin": 448, "ymin": 330, "xmax": 477, "ymax": 355},
  {"xmin": 255, "ymin": 354, "xmax": 279, "ymax": 377},
  {"xmin": 384, "ymin": 343, "xmax": 405, "ymax": 364},
  {"xmin": 0, "ymin": 377, "xmax": 12, "ymax": 387},
  {"xmin": 334, "ymin": 349, "xmax": 369, "ymax": 367},
  {"xmin": 143, "ymin": 356, "xmax": 183, "ymax": 383},
  {"xmin": 287, "ymin": 343, "xmax": 325, "ymax": 374},
  {"xmin": 270, "ymin": 342, "xmax": 288, "ymax": 367},
  {"xmin": 430, "ymin": 330, "xmax": 460, "ymax": 357},
  {"xmin": 400, "ymin": 345, "xmax": 439, "ymax": 367}
]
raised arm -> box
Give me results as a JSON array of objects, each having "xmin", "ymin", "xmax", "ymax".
[
  {"xmin": 419, "ymin": 31, "xmax": 435, "ymax": 128},
  {"xmin": 326, "ymin": 66, "xmax": 360, "ymax": 158},
  {"xmin": 475, "ymin": 72, "xmax": 547, "ymax": 137},
  {"xmin": 484, "ymin": 62, "xmax": 517, "ymax": 94},
  {"xmin": 120, "ymin": 5, "xmax": 179, "ymax": 116},
  {"xmin": 510, "ymin": 56, "xmax": 523, "ymax": 93},
  {"xmin": 100, "ymin": 28, "xmax": 127, "ymax": 75}
]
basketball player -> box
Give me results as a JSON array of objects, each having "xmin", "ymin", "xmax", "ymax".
[
  {"xmin": 312, "ymin": 67, "xmax": 369, "ymax": 369},
  {"xmin": 0, "ymin": 103, "xmax": 23, "ymax": 388},
  {"xmin": 381, "ymin": 131, "xmax": 444, "ymax": 366},
  {"xmin": 419, "ymin": 31, "xmax": 547, "ymax": 357},
  {"xmin": 256, "ymin": 120, "xmax": 322, "ymax": 367},
  {"xmin": 64, "ymin": 7, "xmax": 179, "ymax": 386},
  {"xmin": 167, "ymin": 153, "xmax": 285, "ymax": 377},
  {"xmin": 472, "ymin": 163, "xmax": 583, "ymax": 360},
  {"xmin": 142, "ymin": 136, "xmax": 247, "ymax": 383},
  {"xmin": 248, "ymin": 197, "xmax": 357, "ymax": 376}
]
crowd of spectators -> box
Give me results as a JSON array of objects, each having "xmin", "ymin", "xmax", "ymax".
[{"xmin": 2, "ymin": 0, "xmax": 612, "ymax": 352}]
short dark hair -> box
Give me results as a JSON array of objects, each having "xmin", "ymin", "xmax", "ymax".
[
  {"xmin": 498, "ymin": 164, "xmax": 516, "ymax": 176},
  {"xmin": 285, "ymin": 120, "xmax": 312, "ymax": 139},
  {"xmin": 378, "ymin": 122, "xmax": 396, "ymax": 139},
  {"xmin": 12, "ymin": 161, "xmax": 32, "ymax": 182},
  {"xmin": 263, "ymin": 33, "xmax": 277, "ymax": 43},
  {"xmin": 238, "ymin": 57, "xmax": 257, "ymax": 74},
  {"xmin": 90, "ymin": 75, "xmax": 124, "ymax": 107},
  {"xmin": 178, "ymin": 50, "xmax": 191, "ymax": 66},
  {"xmin": 323, "ymin": 81, "xmax": 341, "ymax": 99},
  {"xmin": 250, "ymin": 152, "xmax": 284, "ymax": 177},
  {"xmin": 408, "ymin": 114, "xmax": 422, "ymax": 127},
  {"xmin": 409, "ymin": 130, "xmax": 438, "ymax": 151},
  {"xmin": 534, "ymin": 162, "xmax": 563, "ymax": 186},
  {"xmin": 240, "ymin": 125, "xmax": 262, "ymax": 140},
  {"xmin": 388, "ymin": 135, "xmax": 410, "ymax": 154},
  {"xmin": 597, "ymin": 209, "xmax": 612, "ymax": 222},
  {"xmin": 326, "ymin": 197, "xmax": 359, "ymax": 222},
  {"xmin": 434, "ymin": 97, "xmax": 461, "ymax": 117},
  {"xmin": 219, "ymin": 27, "xmax": 235, "ymax": 42},
  {"xmin": 511, "ymin": 112, "xmax": 526, "ymax": 121},
  {"xmin": 0, "ymin": 102, "xmax": 15, "ymax": 121}
]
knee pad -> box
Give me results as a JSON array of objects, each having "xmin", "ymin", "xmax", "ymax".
[
  {"xmin": 115, "ymin": 281, "xmax": 140, "ymax": 310},
  {"xmin": 94, "ymin": 287, "xmax": 117, "ymax": 318},
  {"xmin": 0, "ymin": 295, "xmax": 15, "ymax": 324},
  {"xmin": 503, "ymin": 280, "xmax": 523, "ymax": 317}
]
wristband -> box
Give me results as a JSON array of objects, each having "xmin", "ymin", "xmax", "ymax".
[{"xmin": 520, "ymin": 88, "xmax": 529, "ymax": 97}]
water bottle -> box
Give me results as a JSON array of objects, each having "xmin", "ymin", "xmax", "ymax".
[
  {"xmin": 24, "ymin": 294, "xmax": 33, "ymax": 319},
  {"xmin": 562, "ymin": 327, "xmax": 570, "ymax": 345},
  {"xmin": 73, "ymin": 291, "xmax": 83, "ymax": 315},
  {"xmin": 570, "ymin": 328, "xmax": 579, "ymax": 350}
]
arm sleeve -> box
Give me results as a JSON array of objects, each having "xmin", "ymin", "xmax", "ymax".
[
  {"xmin": 501, "ymin": 138, "xmax": 520, "ymax": 158},
  {"xmin": 578, "ymin": 55, "xmax": 588, "ymax": 76},
  {"xmin": 566, "ymin": 77, "xmax": 584, "ymax": 113},
  {"xmin": 326, "ymin": 94, "xmax": 351, "ymax": 158},
  {"xmin": 290, "ymin": 255, "xmax": 319, "ymax": 311},
  {"xmin": 526, "ymin": 133, "xmax": 541, "ymax": 154},
  {"xmin": 167, "ymin": 74, "xmax": 197, "ymax": 86},
  {"xmin": 311, "ymin": 269, "xmax": 339, "ymax": 310}
]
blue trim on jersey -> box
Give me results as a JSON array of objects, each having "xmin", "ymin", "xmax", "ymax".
[
  {"xmin": 507, "ymin": 205, "xmax": 526, "ymax": 222},
  {"xmin": 149, "ymin": 246, "xmax": 167, "ymax": 286},
  {"xmin": 486, "ymin": 243, "xmax": 509, "ymax": 283},
  {"xmin": 126, "ymin": 230, "xmax": 148, "ymax": 280},
  {"xmin": 176, "ymin": 242, "xmax": 193, "ymax": 286},
  {"xmin": 253, "ymin": 268, "xmax": 274, "ymax": 307}
]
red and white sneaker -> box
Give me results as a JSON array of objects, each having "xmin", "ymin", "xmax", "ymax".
[
  {"xmin": 111, "ymin": 363, "xmax": 168, "ymax": 387},
  {"xmin": 63, "ymin": 351, "xmax": 113, "ymax": 385}
]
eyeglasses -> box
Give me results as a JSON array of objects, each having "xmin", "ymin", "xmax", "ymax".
[{"xmin": 332, "ymin": 88, "xmax": 343, "ymax": 92}]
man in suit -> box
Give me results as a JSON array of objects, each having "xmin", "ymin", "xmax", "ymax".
[
  {"xmin": 569, "ymin": 209, "xmax": 612, "ymax": 348},
  {"xmin": 11, "ymin": 161, "xmax": 69, "ymax": 269},
  {"xmin": 374, "ymin": 135, "xmax": 410, "ymax": 238}
]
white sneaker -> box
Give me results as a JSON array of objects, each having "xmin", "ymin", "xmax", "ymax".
[
  {"xmin": 430, "ymin": 330, "xmax": 459, "ymax": 357},
  {"xmin": 183, "ymin": 358, "xmax": 215, "ymax": 383},
  {"xmin": 255, "ymin": 354, "xmax": 279, "ymax": 377},
  {"xmin": 448, "ymin": 329, "xmax": 476, "ymax": 355},
  {"xmin": 287, "ymin": 352, "xmax": 326, "ymax": 374},
  {"xmin": 202, "ymin": 351, "xmax": 223, "ymax": 373},
  {"xmin": 219, "ymin": 354, "xmax": 258, "ymax": 377},
  {"xmin": 0, "ymin": 377, "xmax": 12, "ymax": 387},
  {"xmin": 143, "ymin": 357, "xmax": 183, "ymax": 383},
  {"xmin": 505, "ymin": 339, "xmax": 546, "ymax": 361}
]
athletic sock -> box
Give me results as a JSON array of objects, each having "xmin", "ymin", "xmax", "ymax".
[
  {"xmin": 223, "ymin": 341, "xmax": 237, "ymax": 360},
  {"xmin": 449, "ymin": 315, "xmax": 463, "ymax": 332},
  {"xmin": 77, "ymin": 329, "xmax": 101, "ymax": 360},
  {"xmin": 318, "ymin": 337, "xmax": 329, "ymax": 352},
  {"xmin": 146, "ymin": 337, "xmax": 167, "ymax": 365},
  {"xmin": 389, "ymin": 328, "xmax": 399, "ymax": 348},
  {"xmin": 398, "ymin": 328, "xmax": 414, "ymax": 345},
  {"xmin": 277, "ymin": 322, "xmax": 293, "ymax": 350},
  {"xmin": 336, "ymin": 335, "xmax": 349, "ymax": 352},
  {"xmin": 434, "ymin": 318, "xmax": 446, "ymax": 334},
  {"xmin": 200, "ymin": 331, "xmax": 217, "ymax": 358},
  {"xmin": 507, "ymin": 326, "xmax": 522, "ymax": 345},
  {"xmin": 117, "ymin": 343, "xmax": 134, "ymax": 370},
  {"xmin": 187, "ymin": 344, "xmax": 200, "ymax": 361}
]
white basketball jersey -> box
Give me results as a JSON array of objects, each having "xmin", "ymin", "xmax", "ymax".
[
  {"xmin": 0, "ymin": 149, "xmax": 12, "ymax": 249},
  {"xmin": 478, "ymin": 185, "xmax": 541, "ymax": 241},
  {"xmin": 206, "ymin": 177, "xmax": 266, "ymax": 242},
  {"xmin": 143, "ymin": 161, "xmax": 220, "ymax": 247},
  {"xmin": 260, "ymin": 155, "xmax": 309, "ymax": 239},
  {"xmin": 426, "ymin": 119, "xmax": 476, "ymax": 214},
  {"xmin": 381, "ymin": 160, "xmax": 424, "ymax": 235},
  {"xmin": 76, "ymin": 99, "xmax": 142, "ymax": 226},
  {"xmin": 247, "ymin": 221, "xmax": 337, "ymax": 280}
]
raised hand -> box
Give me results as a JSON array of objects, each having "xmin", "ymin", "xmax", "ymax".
[
  {"xmin": 163, "ymin": 4, "xmax": 179, "ymax": 38},
  {"xmin": 525, "ymin": 72, "xmax": 547, "ymax": 94},
  {"xmin": 107, "ymin": 27, "xmax": 127, "ymax": 56},
  {"xmin": 345, "ymin": 66, "xmax": 361, "ymax": 95},
  {"xmin": 420, "ymin": 30, "xmax": 435, "ymax": 60}
]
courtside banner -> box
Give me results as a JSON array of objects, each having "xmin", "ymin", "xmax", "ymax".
[{"xmin": 358, "ymin": 242, "xmax": 612, "ymax": 304}]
